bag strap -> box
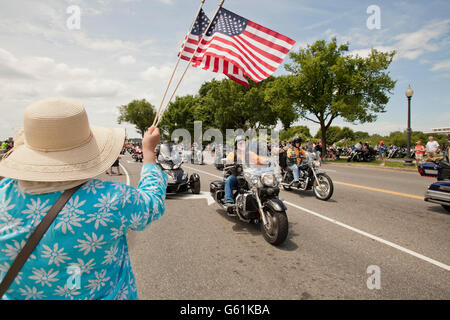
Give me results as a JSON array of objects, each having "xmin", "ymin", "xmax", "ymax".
[{"xmin": 0, "ymin": 184, "xmax": 82, "ymax": 299}]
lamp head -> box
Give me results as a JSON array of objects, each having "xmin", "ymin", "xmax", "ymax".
[{"xmin": 405, "ymin": 85, "xmax": 414, "ymax": 98}]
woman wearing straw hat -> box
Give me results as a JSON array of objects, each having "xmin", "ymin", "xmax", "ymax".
[{"xmin": 0, "ymin": 98, "xmax": 167, "ymax": 300}]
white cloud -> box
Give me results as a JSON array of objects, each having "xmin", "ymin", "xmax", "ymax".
[
  {"xmin": 140, "ymin": 65, "xmax": 173, "ymax": 81},
  {"xmin": 0, "ymin": 48, "xmax": 94, "ymax": 81},
  {"xmin": 430, "ymin": 59, "xmax": 450, "ymax": 72},
  {"xmin": 156, "ymin": 0, "xmax": 173, "ymax": 5},
  {"xmin": 56, "ymin": 79, "xmax": 126, "ymax": 98},
  {"xmin": 335, "ymin": 19, "xmax": 450, "ymax": 61},
  {"xmin": 119, "ymin": 55, "xmax": 136, "ymax": 65},
  {"xmin": 392, "ymin": 19, "xmax": 449, "ymax": 60}
]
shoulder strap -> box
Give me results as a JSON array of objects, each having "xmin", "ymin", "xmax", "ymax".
[{"xmin": 0, "ymin": 184, "xmax": 82, "ymax": 299}]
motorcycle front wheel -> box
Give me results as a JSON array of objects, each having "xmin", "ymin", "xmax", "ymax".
[
  {"xmin": 261, "ymin": 208, "xmax": 288, "ymax": 246},
  {"xmin": 313, "ymin": 173, "xmax": 334, "ymax": 201}
]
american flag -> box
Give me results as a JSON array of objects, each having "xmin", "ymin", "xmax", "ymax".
[{"xmin": 178, "ymin": 8, "xmax": 295, "ymax": 87}]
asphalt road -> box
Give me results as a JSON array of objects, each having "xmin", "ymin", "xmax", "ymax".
[{"xmin": 104, "ymin": 154, "xmax": 450, "ymax": 300}]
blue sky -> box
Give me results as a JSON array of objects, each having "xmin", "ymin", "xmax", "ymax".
[{"xmin": 0, "ymin": 0, "xmax": 449, "ymax": 138}]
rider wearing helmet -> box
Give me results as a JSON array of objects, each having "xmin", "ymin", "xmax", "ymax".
[
  {"xmin": 224, "ymin": 135, "xmax": 268, "ymax": 206},
  {"xmin": 287, "ymin": 136, "xmax": 306, "ymax": 187}
]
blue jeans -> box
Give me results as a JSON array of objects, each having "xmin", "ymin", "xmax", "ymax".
[
  {"xmin": 289, "ymin": 164, "xmax": 301, "ymax": 181},
  {"xmin": 225, "ymin": 175, "xmax": 237, "ymax": 203}
]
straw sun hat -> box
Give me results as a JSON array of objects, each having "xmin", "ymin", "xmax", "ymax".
[{"xmin": 0, "ymin": 98, "xmax": 125, "ymax": 182}]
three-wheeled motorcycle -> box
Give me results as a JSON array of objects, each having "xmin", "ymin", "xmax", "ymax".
[
  {"xmin": 418, "ymin": 160, "xmax": 450, "ymax": 212},
  {"xmin": 156, "ymin": 142, "xmax": 201, "ymax": 195}
]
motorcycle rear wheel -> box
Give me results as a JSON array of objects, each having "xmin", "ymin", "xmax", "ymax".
[
  {"xmin": 191, "ymin": 180, "xmax": 201, "ymax": 194},
  {"xmin": 313, "ymin": 173, "xmax": 334, "ymax": 201},
  {"xmin": 261, "ymin": 208, "xmax": 288, "ymax": 246}
]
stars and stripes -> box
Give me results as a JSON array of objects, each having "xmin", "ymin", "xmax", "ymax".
[{"xmin": 178, "ymin": 7, "xmax": 295, "ymax": 87}]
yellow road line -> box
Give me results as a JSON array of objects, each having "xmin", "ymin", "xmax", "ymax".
[{"xmin": 334, "ymin": 181, "xmax": 423, "ymax": 200}]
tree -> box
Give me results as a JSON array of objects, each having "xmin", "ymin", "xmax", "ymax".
[
  {"xmin": 198, "ymin": 78, "xmax": 279, "ymax": 134},
  {"xmin": 117, "ymin": 99, "xmax": 156, "ymax": 137},
  {"xmin": 283, "ymin": 38, "xmax": 396, "ymax": 156},
  {"xmin": 280, "ymin": 125, "xmax": 311, "ymax": 142},
  {"xmin": 264, "ymin": 75, "xmax": 299, "ymax": 129},
  {"xmin": 339, "ymin": 126, "xmax": 355, "ymax": 141},
  {"xmin": 354, "ymin": 131, "xmax": 370, "ymax": 142},
  {"xmin": 314, "ymin": 126, "xmax": 342, "ymax": 145},
  {"xmin": 159, "ymin": 95, "xmax": 201, "ymax": 138}
]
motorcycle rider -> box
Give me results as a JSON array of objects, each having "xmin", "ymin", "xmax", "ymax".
[
  {"xmin": 287, "ymin": 136, "xmax": 306, "ymax": 187},
  {"xmin": 224, "ymin": 135, "xmax": 268, "ymax": 207}
]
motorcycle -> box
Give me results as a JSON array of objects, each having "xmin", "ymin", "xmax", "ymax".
[
  {"xmin": 281, "ymin": 152, "xmax": 334, "ymax": 201},
  {"xmin": 210, "ymin": 162, "xmax": 289, "ymax": 246},
  {"xmin": 347, "ymin": 147, "xmax": 376, "ymax": 162},
  {"xmin": 418, "ymin": 160, "xmax": 450, "ymax": 212},
  {"xmin": 191, "ymin": 146, "xmax": 204, "ymax": 165},
  {"xmin": 131, "ymin": 147, "xmax": 143, "ymax": 162},
  {"xmin": 214, "ymin": 144, "xmax": 227, "ymax": 170},
  {"xmin": 157, "ymin": 143, "xmax": 200, "ymax": 195}
]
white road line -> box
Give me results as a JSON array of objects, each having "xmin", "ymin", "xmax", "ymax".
[
  {"xmin": 284, "ymin": 201, "xmax": 450, "ymax": 272},
  {"xmin": 119, "ymin": 163, "xmax": 131, "ymax": 186},
  {"xmin": 184, "ymin": 165, "xmax": 450, "ymax": 272}
]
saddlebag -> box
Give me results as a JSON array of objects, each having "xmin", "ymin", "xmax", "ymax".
[
  {"xmin": 438, "ymin": 161, "xmax": 450, "ymax": 181},
  {"xmin": 210, "ymin": 181, "xmax": 225, "ymax": 193},
  {"xmin": 418, "ymin": 162, "xmax": 439, "ymax": 178}
]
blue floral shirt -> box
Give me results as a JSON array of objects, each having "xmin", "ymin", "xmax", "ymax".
[{"xmin": 0, "ymin": 163, "xmax": 167, "ymax": 300}]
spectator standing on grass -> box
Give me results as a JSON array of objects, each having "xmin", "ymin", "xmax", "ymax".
[
  {"xmin": 425, "ymin": 136, "xmax": 440, "ymax": 161},
  {"xmin": 0, "ymin": 97, "xmax": 167, "ymax": 300},
  {"xmin": 415, "ymin": 140, "xmax": 425, "ymax": 166},
  {"xmin": 378, "ymin": 141, "xmax": 386, "ymax": 166}
]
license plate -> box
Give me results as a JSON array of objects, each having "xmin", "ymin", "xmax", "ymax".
[{"xmin": 424, "ymin": 169, "xmax": 438, "ymax": 175}]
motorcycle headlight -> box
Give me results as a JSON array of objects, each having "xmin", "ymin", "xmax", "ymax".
[
  {"xmin": 160, "ymin": 163, "xmax": 172, "ymax": 170},
  {"xmin": 275, "ymin": 173, "xmax": 283, "ymax": 184},
  {"xmin": 167, "ymin": 172, "xmax": 176, "ymax": 183},
  {"xmin": 173, "ymin": 163, "xmax": 181, "ymax": 170},
  {"xmin": 261, "ymin": 173, "xmax": 277, "ymax": 187}
]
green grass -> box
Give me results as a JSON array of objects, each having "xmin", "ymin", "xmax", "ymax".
[{"xmin": 324, "ymin": 158, "xmax": 419, "ymax": 170}]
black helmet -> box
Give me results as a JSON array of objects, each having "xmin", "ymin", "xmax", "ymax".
[{"xmin": 291, "ymin": 136, "xmax": 302, "ymax": 145}]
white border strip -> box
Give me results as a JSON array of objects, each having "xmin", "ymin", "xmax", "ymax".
[{"xmin": 184, "ymin": 165, "xmax": 450, "ymax": 272}]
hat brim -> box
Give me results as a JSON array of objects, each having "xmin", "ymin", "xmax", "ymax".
[{"xmin": 0, "ymin": 126, "xmax": 125, "ymax": 182}]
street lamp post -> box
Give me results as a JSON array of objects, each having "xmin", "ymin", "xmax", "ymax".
[{"xmin": 404, "ymin": 85, "xmax": 414, "ymax": 166}]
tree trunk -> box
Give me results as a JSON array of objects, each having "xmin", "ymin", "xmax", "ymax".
[{"xmin": 320, "ymin": 123, "xmax": 327, "ymax": 159}]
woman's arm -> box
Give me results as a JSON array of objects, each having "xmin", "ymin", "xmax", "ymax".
[{"xmin": 119, "ymin": 126, "xmax": 168, "ymax": 231}]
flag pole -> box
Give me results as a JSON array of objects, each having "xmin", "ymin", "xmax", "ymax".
[
  {"xmin": 152, "ymin": 0, "xmax": 207, "ymax": 127},
  {"xmin": 155, "ymin": 0, "xmax": 225, "ymax": 127}
]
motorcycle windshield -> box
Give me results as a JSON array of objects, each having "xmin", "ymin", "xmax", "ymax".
[
  {"xmin": 243, "ymin": 163, "xmax": 278, "ymax": 177},
  {"xmin": 158, "ymin": 143, "xmax": 182, "ymax": 166}
]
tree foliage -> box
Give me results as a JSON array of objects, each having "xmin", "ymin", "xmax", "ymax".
[
  {"xmin": 280, "ymin": 125, "xmax": 311, "ymax": 142},
  {"xmin": 282, "ymin": 38, "xmax": 396, "ymax": 154},
  {"xmin": 159, "ymin": 95, "xmax": 200, "ymax": 138},
  {"xmin": 117, "ymin": 99, "xmax": 156, "ymax": 137}
]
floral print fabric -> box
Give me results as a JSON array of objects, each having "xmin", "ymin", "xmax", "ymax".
[{"xmin": 0, "ymin": 163, "xmax": 167, "ymax": 300}]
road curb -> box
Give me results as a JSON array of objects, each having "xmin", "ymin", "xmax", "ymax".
[{"xmin": 323, "ymin": 162, "xmax": 418, "ymax": 173}]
